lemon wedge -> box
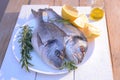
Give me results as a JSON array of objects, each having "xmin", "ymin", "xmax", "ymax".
[
  {"xmin": 62, "ymin": 5, "xmax": 79, "ymax": 22},
  {"xmin": 72, "ymin": 14, "xmax": 88, "ymax": 31},
  {"xmin": 83, "ymin": 23, "xmax": 101, "ymax": 41},
  {"xmin": 61, "ymin": 5, "xmax": 101, "ymax": 41}
]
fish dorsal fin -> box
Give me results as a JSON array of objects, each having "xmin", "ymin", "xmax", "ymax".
[
  {"xmin": 37, "ymin": 32, "xmax": 43, "ymax": 46},
  {"xmin": 64, "ymin": 36, "xmax": 72, "ymax": 44},
  {"xmin": 31, "ymin": 9, "xmax": 43, "ymax": 22},
  {"xmin": 31, "ymin": 9, "xmax": 39, "ymax": 17}
]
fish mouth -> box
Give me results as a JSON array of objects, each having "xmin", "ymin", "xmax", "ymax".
[
  {"xmin": 51, "ymin": 50, "xmax": 65, "ymax": 68},
  {"xmin": 44, "ymin": 40, "xmax": 65, "ymax": 69},
  {"xmin": 73, "ymin": 46, "xmax": 86, "ymax": 64},
  {"xmin": 65, "ymin": 36, "xmax": 87, "ymax": 64},
  {"xmin": 73, "ymin": 51, "xmax": 85, "ymax": 64}
]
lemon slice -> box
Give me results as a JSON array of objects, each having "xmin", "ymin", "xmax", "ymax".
[
  {"xmin": 83, "ymin": 23, "xmax": 101, "ymax": 41},
  {"xmin": 62, "ymin": 5, "xmax": 79, "ymax": 22},
  {"xmin": 72, "ymin": 14, "xmax": 88, "ymax": 31}
]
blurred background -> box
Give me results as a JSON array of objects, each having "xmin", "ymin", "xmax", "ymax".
[{"xmin": 0, "ymin": 0, "xmax": 9, "ymax": 21}]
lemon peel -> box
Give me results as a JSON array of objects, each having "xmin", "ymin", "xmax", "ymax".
[{"xmin": 62, "ymin": 5, "xmax": 79, "ymax": 22}]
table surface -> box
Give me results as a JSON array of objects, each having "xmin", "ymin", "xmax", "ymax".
[{"xmin": 0, "ymin": 0, "xmax": 120, "ymax": 80}]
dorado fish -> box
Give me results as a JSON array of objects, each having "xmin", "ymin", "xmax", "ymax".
[
  {"xmin": 40, "ymin": 8, "xmax": 88, "ymax": 64},
  {"xmin": 31, "ymin": 9, "xmax": 65, "ymax": 69}
]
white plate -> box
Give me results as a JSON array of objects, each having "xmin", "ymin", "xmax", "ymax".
[{"xmin": 12, "ymin": 14, "xmax": 95, "ymax": 75}]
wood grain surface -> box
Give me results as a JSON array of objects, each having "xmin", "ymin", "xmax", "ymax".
[
  {"xmin": 0, "ymin": 0, "xmax": 9, "ymax": 21},
  {"xmin": 31, "ymin": 0, "xmax": 54, "ymax": 5},
  {"xmin": 0, "ymin": 0, "xmax": 29, "ymax": 67},
  {"xmin": 0, "ymin": 0, "xmax": 120, "ymax": 80},
  {"xmin": 104, "ymin": 0, "xmax": 120, "ymax": 80}
]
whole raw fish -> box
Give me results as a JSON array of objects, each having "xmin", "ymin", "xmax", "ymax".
[
  {"xmin": 41, "ymin": 8, "xmax": 88, "ymax": 64},
  {"xmin": 31, "ymin": 9, "xmax": 65, "ymax": 69}
]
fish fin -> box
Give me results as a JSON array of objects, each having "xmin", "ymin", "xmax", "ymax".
[
  {"xmin": 37, "ymin": 32, "xmax": 43, "ymax": 46},
  {"xmin": 31, "ymin": 9, "xmax": 43, "ymax": 18},
  {"xmin": 64, "ymin": 36, "xmax": 72, "ymax": 44},
  {"xmin": 31, "ymin": 31, "xmax": 43, "ymax": 56},
  {"xmin": 31, "ymin": 9, "xmax": 38, "ymax": 17}
]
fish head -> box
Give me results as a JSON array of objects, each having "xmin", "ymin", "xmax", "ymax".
[
  {"xmin": 65, "ymin": 36, "xmax": 88, "ymax": 64},
  {"xmin": 31, "ymin": 9, "xmax": 49, "ymax": 22},
  {"xmin": 39, "ymin": 8, "xmax": 62, "ymax": 21},
  {"xmin": 43, "ymin": 39, "xmax": 65, "ymax": 69}
]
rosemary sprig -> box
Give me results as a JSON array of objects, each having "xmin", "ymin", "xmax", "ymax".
[{"xmin": 18, "ymin": 25, "xmax": 33, "ymax": 71}]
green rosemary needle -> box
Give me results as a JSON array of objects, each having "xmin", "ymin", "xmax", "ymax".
[
  {"xmin": 18, "ymin": 25, "xmax": 33, "ymax": 71},
  {"xmin": 61, "ymin": 59, "xmax": 77, "ymax": 71}
]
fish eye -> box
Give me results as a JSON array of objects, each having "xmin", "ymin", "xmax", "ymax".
[
  {"xmin": 55, "ymin": 50, "xmax": 64, "ymax": 60},
  {"xmin": 80, "ymin": 46, "xmax": 85, "ymax": 53},
  {"xmin": 45, "ymin": 39, "xmax": 57, "ymax": 46},
  {"xmin": 55, "ymin": 50, "xmax": 61, "ymax": 57}
]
